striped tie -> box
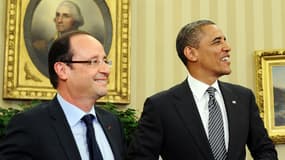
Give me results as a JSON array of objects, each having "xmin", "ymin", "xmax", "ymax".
[{"xmin": 207, "ymin": 87, "xmax": 227, "ymax": 160}]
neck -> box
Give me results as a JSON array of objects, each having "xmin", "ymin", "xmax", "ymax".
[
  {"xmin": 188, "ymin": 70, "xmax": 219, "ymax": 85},
  {"xmin": 57, "ymin": 90, "xmax": 97, "ymax": 113}
]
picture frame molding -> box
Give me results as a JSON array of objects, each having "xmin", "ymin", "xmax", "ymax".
[
  {"xmin": 3, "ymin": 0, "xmax": 130, "ymax": 104},
  {"xmin": 255, "ymin": 49, "xmax": 285, "ymax": 144}
]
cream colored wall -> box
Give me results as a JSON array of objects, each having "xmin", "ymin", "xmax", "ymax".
[
  {"xmin": 0, "ymin": 0, "xmax": 284, "ymax": 159},
  {"xmin": 130, "ymin": 0, "xmax": 285, "ymax": 112}
]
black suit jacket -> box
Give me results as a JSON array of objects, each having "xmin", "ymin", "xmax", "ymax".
[
  {"xmin": 127, "ymin": 80, "xmax": 277, "ymax": 160},
  {"xmin": 0, "ymin": 97, "xmax": 126, "ymax": 160}
]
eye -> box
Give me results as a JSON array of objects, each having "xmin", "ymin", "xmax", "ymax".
[
  {"xmin": 212, "ymin": 41, "xmax": 220, "ymax": 45},
  {"xmin": 62, "ymin": 14, "xmax": 71, "ymax": 18},
  {"xmin": 91, "ymin": 59, "xmax": 99, "ymax": 65},
  {"xmin": 104, "ymin": 59, "xmax": 109, "ymax": 63}
]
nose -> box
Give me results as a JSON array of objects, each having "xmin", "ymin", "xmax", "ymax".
[
  {"xmin": 56, "ymin": 16, "xmax": 63, "ymax": 23},
  {"xmin": 98, "ymin": 62, "xmax": 111, "ymax": 75},
  {"xmin": 222, "ymin": 41, "xmax": 231, "ymax": 52}
]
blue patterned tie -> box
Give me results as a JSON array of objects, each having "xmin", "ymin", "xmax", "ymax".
[
  {"xmin": 206, "ymin": 87, "xmax": 227, "ymax": 160},
  {"xmin": 81, "ymin": 114, "xmax": 103, "ymax": 160}
]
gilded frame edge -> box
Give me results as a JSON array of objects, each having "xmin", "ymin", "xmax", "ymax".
[
  {"xmin": 255, "ymin": 49, "xmax": 285, "ymax": 144},
  {"xmin": 2, "ymin": 0, "xmax": 131, "ymax": 104}
]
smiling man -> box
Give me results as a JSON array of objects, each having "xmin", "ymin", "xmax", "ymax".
[
  {"xmin": 0, "ymin": 31, "xmax": 126, "ymax": 160},
  {"xmin": 127, "ymin": 19, "xmax": 277, "ymax": 160}
]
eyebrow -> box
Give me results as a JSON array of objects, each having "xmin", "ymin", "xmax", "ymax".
[
  {"xmin": 88, "ymin": 55, "xmax": 107, "ymax": 60},
  {"xmin": 56, "ymin": 12, "xmax": 72, "ymax": 16},
  {"xmin": 211, "ymin": 36, "xmax": 226, "ymax": 43}
]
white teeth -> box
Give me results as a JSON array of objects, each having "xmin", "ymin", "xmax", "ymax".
[
  {"xmin": 222, "ymin": 57, "xmax": 229, "ymax": 62},
  {"xmin": 95, "ymin": 80, "xmax": 108, "ymax": 84}
]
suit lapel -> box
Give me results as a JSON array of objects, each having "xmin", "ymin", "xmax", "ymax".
[
  {"xmin": 174, "ymin": 80, "xmax": 214, "ymax": 160},
  {"xmin": 174, "ymin": 80, "xmax": 243, "ymax": 159},
  {"xmin": 219, "ymin": 82, "xmax": 240, "ymax": 159},
  {"xmin": 47, "ymin": 98, "xmax": 82, "ymax": 160},
  {"xmin": 96, "ymin": 108, "xmax": 122, "ymax": 160}
]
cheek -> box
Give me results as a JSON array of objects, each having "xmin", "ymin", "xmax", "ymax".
[
  {"xmin": 211, "ymin": 51, "xmax": 221, "ymax": 60},
  {"xmin": 67, "ymin": 19, "xmax": 75, "ymax": 26},
  {"xmin": 79, "ymin": 68, "xmax": 98, "ymax": 79},
  {"xmin": 62, "ymin": 18, "xmax": 73, "ymax": 25}
]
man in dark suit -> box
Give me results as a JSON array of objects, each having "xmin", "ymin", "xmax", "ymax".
[
  {"xmin": 127, "ymin": 20, "xmax": 277, "ymax": 160},
  {"xmin": 0, "ymin": 31, "xmax": 126, "ymax": 160}
]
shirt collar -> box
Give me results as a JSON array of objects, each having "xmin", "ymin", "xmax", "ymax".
[
  {"xmin": 187, "ymin": 73, "xmax": 221, "ymax": 99},
  {"xmin": 57, "ymin": 93, "xmax": 96, "ymax": 127}
]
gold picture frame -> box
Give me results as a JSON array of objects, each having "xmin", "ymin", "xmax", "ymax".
[
  {"xmin": 3, "ymin": 0, "xmax": 130, "ymax": 104},
  {"xmin": 255, "ymin": 49, "xmax": 285, "ymax": 144}
]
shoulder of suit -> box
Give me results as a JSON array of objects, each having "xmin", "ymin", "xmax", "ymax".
[
  {"xmin": 218, "ymin": 81, "xmax": 252, "ymax": 93},
  {"xmin": 148, "ymin": 80, "xmax": 188, "ymax": 101},
  {"xmin": 95, "ymin": 106, "xmax": 117, "ymax": 117}
]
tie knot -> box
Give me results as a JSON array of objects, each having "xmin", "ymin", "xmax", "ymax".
[
  {"xmin": 206, "ymin": 87, "xmax": 216, "ymax": 96},
  {"xmin": 81, "ymin": 114, "xmax": 95, "ymax": 126}
]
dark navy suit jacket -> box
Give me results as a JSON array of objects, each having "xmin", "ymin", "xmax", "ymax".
[
  {"xmin": 0, "ymin": 97, "xmax": 126, "ymax": 160},
  {"xmin": 127, "ymin": 80, "xmax": 277, "ymax": 160}
]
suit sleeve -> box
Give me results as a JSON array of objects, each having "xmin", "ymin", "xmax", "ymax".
[
  {"xmin": 247, "ymin": 90, "xmax": 278, "ymax": 160},
  {"xmin": 127, "ymin": 98, "xmax": 163, "ymax": 160}
]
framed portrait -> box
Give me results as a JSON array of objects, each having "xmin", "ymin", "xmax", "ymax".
[
  {"xmin": 3, "ymin": 0, "xmax": 130, "ymax": 104},
  {"xmin": 255, "ymin": 49, "xmax": 285, "ymax": 144}
]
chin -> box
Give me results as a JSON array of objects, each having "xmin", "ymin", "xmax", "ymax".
[
  {"xmin": 218, "ymin": 70, "xmax": 231, "ymax": 76},
  {"xmin": 98, "ymin": 90, "xmax": 108, "ymax": 97},
  {"xmin": 223, "ymin": 70, "xmax": 232, "ymax": 75}
]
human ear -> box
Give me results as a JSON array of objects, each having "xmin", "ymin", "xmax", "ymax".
[
  {"xmin": 184, "ymin": 46, "xmax": 198, "ymax": 62},
  {"xmin": 54, "ymin": 62, "xmax": 68, "ymax": 80}
]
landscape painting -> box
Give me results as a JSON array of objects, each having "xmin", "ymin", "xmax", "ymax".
[{"xmin": 272, "ymin": 66, "xmax": 285, "ymax": 126}]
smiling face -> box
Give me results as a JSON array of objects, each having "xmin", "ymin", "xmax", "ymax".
[
  {"xmin": 65, "ymin": 34, "xmax": 110, "ymax": 100},
  {"xmin": 186, "ymin": 24, "xmax": 231, "ymax": 84}
]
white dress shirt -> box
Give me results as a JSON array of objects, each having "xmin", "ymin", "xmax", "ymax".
[
  {"xmin": 187, "ymin": 74, "xmax": 229, "ymax": 150},
  {"xmin": 57, "ymin": 94, "xmax": 114, "ymax": 160}
]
